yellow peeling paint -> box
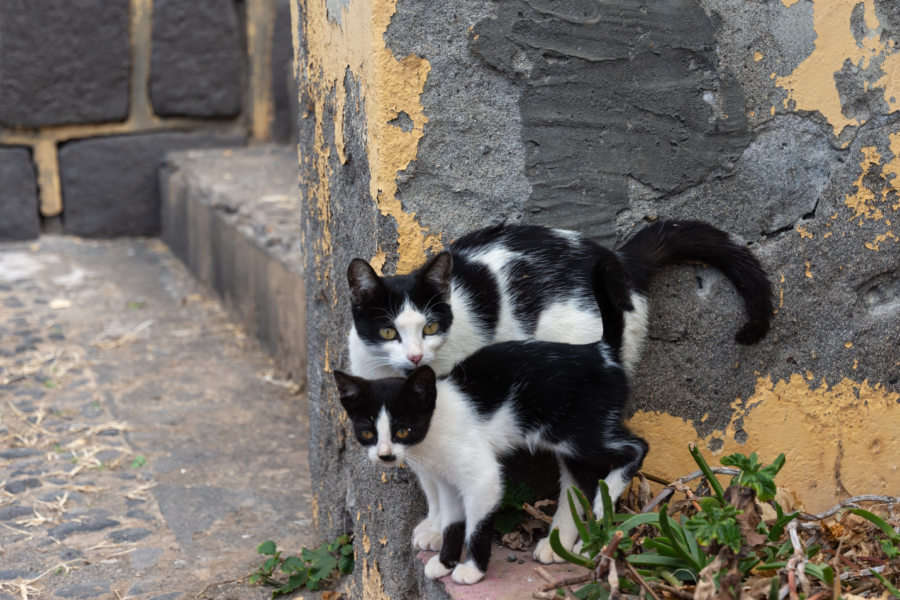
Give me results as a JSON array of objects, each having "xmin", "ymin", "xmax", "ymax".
[
  {"xmin": 370, "ymin": 250, "xmax": 387, "ymax": 276},
  {"xmin": 362, "ymin": 524, "xmax": 371, "ymax": 553},
  {"xmin": 776, "ymin": 0, "xmax": 900, "ymax": 137},
  {"xmin": 754, "ymin": 51, "xmax": 764, "ymax": 62},
  {"xmin": 629, "ymin": 374, "xmax": 900, "ymax": 512},
  {"xmin": 363, "ymin": 559, "xmax": 391, "ymax": 600},
  {"xmin": 796, "ymin": 225, "xmax": 813, "ymax": 239},
  {"xmin": 804, "ymin": 260, "xmax": 813, "ymax": 278},
  {"xmin": 299, "ymin": 0, "xmax": 441, "ymax": 276},
  {"xmin": 844, "ymin": 138, "xmax": 900, "ymax": 249}
]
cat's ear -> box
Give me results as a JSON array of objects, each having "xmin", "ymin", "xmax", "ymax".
[
  {"xmin": 334, "ymin": 370, "xmax": 369, "ymax": 411},
  {"xmin": 347, "ymin": 259, "xmax": 384, "ymax": 306},
  {"xmin": 421, "ymin": 251, "xmax": 453, "ymax": 299},
  {"xmin": 403, "ymin": 366, "xmax": 437, "ymax": 411}
]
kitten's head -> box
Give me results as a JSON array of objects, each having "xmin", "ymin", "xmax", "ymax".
[
  {"xmin": 333, "ymin": 367, "xmax": 437, "ymax": 466},
  {"xmin": 347, "ymin": 252, "xmax": 453, "ymax": 374}
]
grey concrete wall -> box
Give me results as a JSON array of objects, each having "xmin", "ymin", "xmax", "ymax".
[{"xmin": 296, "ymin": 1, "xmax": 899, "ymax": 597}]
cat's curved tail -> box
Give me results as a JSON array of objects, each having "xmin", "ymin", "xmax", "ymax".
[{"xmin": 617, "ymin": 220, "xmax": 773, "ymax": 345}]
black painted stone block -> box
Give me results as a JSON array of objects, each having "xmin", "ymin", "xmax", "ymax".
[
  {"xmin": 59, "ymin": 132, "xmax": 243, "ymax": 238},
  {"xmin": 150, "ymin": 0, "xmax": 244, "ymax": 118},
  {"xmin": 0, "ymin": 146, "xmax": 40, "ymax": 241},
  {"xmin": 0, "ymin": 0, "xmax": 130, "ymax": 127}
]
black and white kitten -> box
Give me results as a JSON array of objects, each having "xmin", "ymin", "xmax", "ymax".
[
  {"xmin": 347, "ymin": 220, "xmax": 772, "ymax": 380},
  {"xmin": 335, "ymin": 272, "xmax": 646, "ymax": 580}
]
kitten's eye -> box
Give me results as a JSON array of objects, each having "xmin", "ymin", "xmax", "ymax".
[
  {"xmin": 423, "ymin": 322, "xmax": 439, "ymax": 335},
  {"xmin": 379, "ymin": 327, "xmax": 398, "ymax": 340},
  {"xmin": 395, "ymin": 428, "xmax": 410, "ymax": 439},
  {"xmin": 360, "ymin": 430, "xmax": 375, "ymax": 441}
]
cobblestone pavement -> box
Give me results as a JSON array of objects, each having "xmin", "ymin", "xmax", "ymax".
[{"xmin": 0, "ymin": 237, "xmax": 313, "ymax": 600}]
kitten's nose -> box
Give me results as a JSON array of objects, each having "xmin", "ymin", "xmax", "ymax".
[
  {"xmin": 408, "ymin": 354, "xmax": 423, "ymax": 365},
  {"xmin": 378, "ymin": 453, "xmax": 397, "ymax": 463}
]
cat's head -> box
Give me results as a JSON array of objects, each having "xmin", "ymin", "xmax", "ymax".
[
  {"xmin": 347, "ymin": 252, "xmax": 453, "ymax": 374},
  {"xmin": 333, "ymin": 367, "xmax": 437, "ymax": 466}
]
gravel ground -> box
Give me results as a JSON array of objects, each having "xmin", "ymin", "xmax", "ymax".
[{"xmin": 0, "ymin": 236, "xmax": 315, "ymax": 600}]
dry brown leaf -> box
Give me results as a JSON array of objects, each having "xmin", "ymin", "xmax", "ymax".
[{"xmin": 725, "ymin": 486, "xmax": 767, "ymax": 547}]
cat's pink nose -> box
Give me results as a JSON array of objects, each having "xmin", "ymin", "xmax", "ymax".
[{"xmin": 408, "ymin": 354, "xmax": 423, "ymax": 365}]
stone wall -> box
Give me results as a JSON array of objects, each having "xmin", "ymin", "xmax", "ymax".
[
  {"xmin": 0, "ymin": 0, "xmax": 295, "ymax": 240},
  {"xmin": 293, "ymin": 0, "xmax": 899, "ymax": 598}
]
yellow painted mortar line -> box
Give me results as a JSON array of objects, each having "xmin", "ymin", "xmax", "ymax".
[
  {"xmin": 131, "ymin": 0, "xmax": 156, "ymax": 127},
  {"xmin": 32, "ymin": 139, "xmax": 62, "ymax": 217},
  {"xmin": 247, "ymin": 0, "xmax": 277, "ymax": 143}
]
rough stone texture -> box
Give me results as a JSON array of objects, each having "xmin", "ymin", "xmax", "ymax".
[
  {"xmin": 297, "ymin": 1, "xmax": 900, "ymax": 597},
  {"xmin": 160, "ymin": 146, "xmax": 307, "ymax": 384},
  {"xmin": 0, "ymin": 0, "xmax": 130, "ymax": 127},
  {"xmin": 386, "ymin": 0, "xmax": 531, "ymax": 250},
  {"xmin": 0, "ymin": 147, "xmax": 40, "ymax": 241},
  {"xmin": 150, "ymin": 0, "xmax": 244, "ymax": 118},
  {"xmin": 59, "ymin": 132, "xmax": 243, "ymax": 238}
]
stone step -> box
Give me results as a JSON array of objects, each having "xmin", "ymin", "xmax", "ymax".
[{"xmin": 159, "ymin": 145, "xmax": 306, "ymax": 385}]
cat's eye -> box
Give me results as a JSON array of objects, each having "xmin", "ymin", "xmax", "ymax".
[
  {"xmin": 361, "ymin": 430, "xmax": 375, "ymax": 440},
  {"xmin": 423, "ymin": 322, "xmax": 439, "ymax": 335},
  {"xmin": 379, "ymin": 327, "xmax": 398, "ymax": 340},
  {"xmin": 395, "ymin": 428, "xmax": 410, "ymax": 439}
]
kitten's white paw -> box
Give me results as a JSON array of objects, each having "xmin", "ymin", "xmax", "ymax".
[
  {"xmin": 533, "ymin": 536, "xmax": 567, "ymax": 564},
  {"xmin": 412, "ymin": 519, "xmax": 443, "ymax": 551},
  {"xmin": 451, "ymin": 561, "xmax": 485, "ymax": 585},
  {"xmin": 424, "ymin": 555, "xmax": 452, "ymax": 580}
]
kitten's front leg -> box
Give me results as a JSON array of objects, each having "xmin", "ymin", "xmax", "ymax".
[
  {"xmin": 449, "ymin": 466, "xmax": 503, "ymax": 585},
  {"xmin": 424, "ymin": 482, "xmax": 465, "ymax": 580},
  {"xmin": 412, "ymin": 471, "xmax": 443, "ymax": 551},
  {"xmin": 534, "ymin": 461, "xmax": 580, "ymax": 564}
]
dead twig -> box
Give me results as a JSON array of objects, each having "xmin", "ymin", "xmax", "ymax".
[
  {"xmin": 195, "ymin": 576, "xmax": 248, "ymax": 599},
  {"xmin": 797, "ymin": 495, "xmax": 899, "ymax": 521},
  {"xmin": 624, "ymin": 561, "xmax": 662, "ymax": 600},
  {"xmin": 642, "ymin": 468, "xmax": 740, "ymax": 513},
  {"xmin": 523, "ymin": 502, "xmax": 554, "ymax": 524},
  {"xmin": 648, "ymin": 581, "xmax": 693, "ymax": 600}
]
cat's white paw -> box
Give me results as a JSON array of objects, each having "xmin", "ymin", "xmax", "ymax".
[
  {"xmin": 451, "ymin": 560, "xmax": 485, "ymax": 585},
  {"xmin": 533, "ymin": 536, "xmax": 567, "ymax": 564},
  {"xmin": 424, "ymin": 555, "xmax": 452, "ymax": 580},
  {"xmin": 412, "ymin": 519, "xmax": 443, "ymax": 551}
]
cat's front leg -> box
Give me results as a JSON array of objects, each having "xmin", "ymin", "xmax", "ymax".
[{"xmin": 412, "ymin": 471, "xmax": 443, "ymax": 551}]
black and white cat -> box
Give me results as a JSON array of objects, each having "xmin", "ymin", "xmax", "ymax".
[
  {"xmin": 346, "ymin": 220, "xmax": 772, "ymax": 380},
  {"xmin": 334, "ymin": 298, "xmax": 646, "ymax": 583}
]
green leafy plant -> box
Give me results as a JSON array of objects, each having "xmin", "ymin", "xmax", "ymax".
[
  {"xmin": 250, "ymin": 535, "xmax": 354, "ymax": 597},
  {"xmin": 494, "ymin": 480, "xmax": 537, "ymax": 534},
  {"xmin": 541, "ymin": 447, "xmax": 900, "ymax": 600},
  {"xmin": 848, "ymin": 508, "xmax": 900, "ymax": 559},
  {"xmin": 684, "ymin": 500, "xmax": 742, "ymax": 553},
  {"xmin": 720, "ymin": 451, "xmax": 785, "ymax": 502}
]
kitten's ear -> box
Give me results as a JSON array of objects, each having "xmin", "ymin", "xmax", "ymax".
[
  {"xmin": 347, "ymin": 258, "xmax": 384, "ymax": 306},
  {"xmin": 403, "ymin": 366, "xmax": 437, "ymax": 410},
  {"xmin": 421, "ymin": 252, "xmax": 453, "ymax": 299},
  {"xmin": 334, "ymin": 370, "xmax": 369, "ymax": 411}
]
